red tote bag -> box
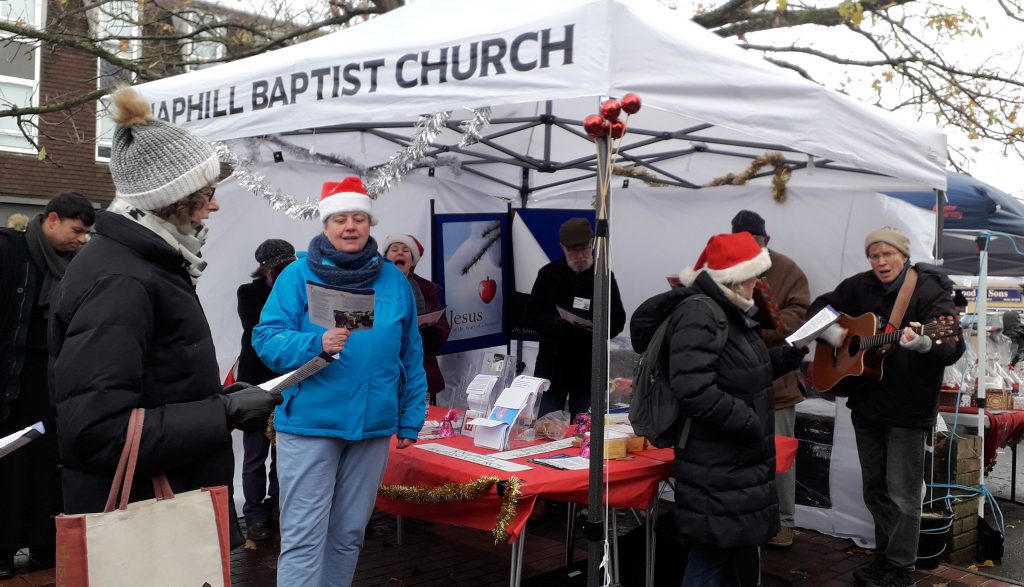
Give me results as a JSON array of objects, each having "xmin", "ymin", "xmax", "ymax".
[{"xmin": 55, "ymin": 408, "xmax": 232, "ymax": 586}]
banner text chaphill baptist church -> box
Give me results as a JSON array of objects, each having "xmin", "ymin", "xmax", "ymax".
[{"xmin": 151, "ymin": 25, "xmax": 575, "ymax": 125}]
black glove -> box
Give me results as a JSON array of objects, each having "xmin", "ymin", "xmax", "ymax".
[
  {"xmin": 780, "ymin": 345, "xmax": 809, "ymax": 373},
  {"xmin": 219, "ymin": 383, "xmax": 283, "ymax": 432}
]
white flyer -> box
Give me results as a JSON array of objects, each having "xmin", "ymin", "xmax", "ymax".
[
  {"xmin": 489, "ymin": 437, "xmax": 576, "ymax": 460},
  {"xmin": 306, "ymin": 281, "xmax": 375, "ymax": 330},
  {"xmin": 785, "ymin": 305, "xmax": 841, "ymax": 348},
  {"xmin": 412, "ymin": 443, "xmax": 532, "ymax": 472}
]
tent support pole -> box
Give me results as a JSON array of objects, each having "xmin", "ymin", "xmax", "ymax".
[
  {"xmin": 588, "ymin": 137, "xmax": 612, "ymax": 587},
  {"xmin": 935, "ymin": 189, "xmax": 946, "ymax": 263},
  {"xmin": 976, "ymin": 235, "xmax": 990, "ymax": 518}
]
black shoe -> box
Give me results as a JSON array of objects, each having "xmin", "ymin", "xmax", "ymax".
[
  {"xmin": 28, "ymin": 545, "xmax": 56, "ymax": 570},
  {"xmin": 0, "ymin": 554, "xmax": 15, "ymax": 579},
  {"xmin": 247, "ymin": 521, "xmax": 273, "ymax": 542},
  {"xmin": 866, "ymin": 566, "xmax": 913, "ymax": 587},
  {"xmin": 853, "ymin": 559, "xmax": 887, "ymax": 584}
]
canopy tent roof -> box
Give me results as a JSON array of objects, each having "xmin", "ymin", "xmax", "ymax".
[
  {"xmin": 886, "ymin": 173, "xmax": 1024, "ymax": 276},
  {"xmin": 134, "ymin": 0, "xmax": 948, "ymax": 196}
]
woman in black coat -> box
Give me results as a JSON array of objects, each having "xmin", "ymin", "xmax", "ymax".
[
  {"xmin": 49, "ymin": 88, "xmax": 280, "ymax": 548},
  {"xmin": 631, "ymin": 232, "xmax": 806, "ymax": 587}
]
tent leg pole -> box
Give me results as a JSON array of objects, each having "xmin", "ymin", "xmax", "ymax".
[{"xmin": 587, "ymin": 135, "xmax": 612, "ymax": 587}]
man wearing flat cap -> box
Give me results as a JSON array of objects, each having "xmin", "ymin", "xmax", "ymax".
[
  {"xmin": 809, "ymin": 227, "xmax": 964, "ymax": 587},
  {"xmin": 527, "ymin": 217, "xmax": 625, "ymax": 418},
  {"xmin": 730, "ymin": 210, "xmax": 809, "ymax": 548}
]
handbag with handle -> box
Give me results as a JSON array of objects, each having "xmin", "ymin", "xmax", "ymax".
[{"xmin": 56, "ymin": 408, "xmax": 232, "ymax": 586}]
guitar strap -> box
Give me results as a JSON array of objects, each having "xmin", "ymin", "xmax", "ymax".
[{"xmin": 886, "ymin": 267, "xmax": 918, "ymax": 332}]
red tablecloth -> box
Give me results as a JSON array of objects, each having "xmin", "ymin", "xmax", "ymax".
[
  {"xmin": 940, "ymin": 406, "xmax": 1024, "ymax": 472},
  {"xmin": 375, "ymin": 409, "xmax": 799, "ymax": 541}
]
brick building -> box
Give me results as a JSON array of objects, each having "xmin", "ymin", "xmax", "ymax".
[{"xmin": 0, "ymin": 0, "xmax": 296, "ymax": 224}]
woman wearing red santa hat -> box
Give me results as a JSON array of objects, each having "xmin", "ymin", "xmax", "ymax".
[
  {"xmin": 383, "ymin": 233, "xmax": 451, "ymax": 404},
  {"xmin": 629, "ymin": 232, "xmax": 807, "ymax": 586},
  {"xmin": 253, "ymin": 177, "xmax": 427, "ymax": 587}
]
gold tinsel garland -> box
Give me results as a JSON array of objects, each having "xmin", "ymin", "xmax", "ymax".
[
  {"xmin": 378, "ymin": 476, "xmax": 523, "ymax": 543},
  {"xmin": 611, "ymin": 165, "xmax": 668, "ymax": 187},
  {"xmin": 704, "ymin": 151, "xmax": 792, "ymax": 203}
]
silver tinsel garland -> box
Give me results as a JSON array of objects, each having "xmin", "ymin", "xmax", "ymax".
[
  {"xmin": 213, "ymin": 142, "xmax": 320, "ymax": 220},
  {"xmin": 366, "ymin": 111, "xmax": 452, "ymax": 197},
  {"xmin": 216, "ymin": 106, "xmax": 493, "ymax": 216},
  {"xmin": 457, "ymin": 106, "xmax": 492, "ymax": 148}
]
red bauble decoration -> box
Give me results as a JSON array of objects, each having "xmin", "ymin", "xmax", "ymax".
[
  {"xmin": 609, "ymin": 120, "xmax": 627, "ymax": 139},
  {"xmin": 600, "ymin": 99, "xmax": 621, "ymax": 122},
  {"xmin": 479, "ymin": 277, "xmax": 497, "ymax": 304},
  {"xmin": 621, "ymin": 93, "xmax": 642, "ymax": 115},
  {"xmin": 583, "ymin": 114, "xmax": 607, "ymax": 138}
]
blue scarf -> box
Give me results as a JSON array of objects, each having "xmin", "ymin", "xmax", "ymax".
[{"xmin": 306, "ymin": 233, "xmax": 381, "ymax": 289}]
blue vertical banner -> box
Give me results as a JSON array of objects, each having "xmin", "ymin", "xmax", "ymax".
[
  {"xmin": 509, "ymin": 208, "xmax": 596, "ymax": 341},
  {"xmin": 433, "ymin": 213, "xmax": 510, "ymax": 354}
]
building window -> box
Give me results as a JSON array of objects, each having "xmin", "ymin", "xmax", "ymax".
[
  {"xmin": 94, "ymin": 0, "xmax": 138, "ymax": 161},
  {"xmin": 177, "ymin": 13, "xmax": 226, "ymax": 72},
  {"xmin": 0, "ymin": 0, "xmax": 42, "ymax": 154}
]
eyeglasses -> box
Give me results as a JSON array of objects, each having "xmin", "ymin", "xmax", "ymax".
[
  {"xmin": 196, "ymin": 186, "xmax": 217, "ymax": 204},
  {"xmin": 868, "ymin": 251, "xmax": 901, "ymax": 263}
]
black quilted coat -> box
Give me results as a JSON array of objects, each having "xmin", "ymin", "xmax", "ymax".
[{"xmin": 631, "ymin": 271, "xmax": 780, "ymax": 548}]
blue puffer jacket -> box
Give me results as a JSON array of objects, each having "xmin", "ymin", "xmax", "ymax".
[{"xmin": 253, "ymin": 252, "xmax": 427, "ymax": 441}]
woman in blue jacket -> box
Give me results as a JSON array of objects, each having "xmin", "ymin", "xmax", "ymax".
[{"xmin": 253, "ymin": 177, "xmax": 427, "ymax": 587}]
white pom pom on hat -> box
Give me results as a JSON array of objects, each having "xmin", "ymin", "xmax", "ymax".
[{"xmin": 318, "ymin": 177, "xmax": 376, "ymax": 225}]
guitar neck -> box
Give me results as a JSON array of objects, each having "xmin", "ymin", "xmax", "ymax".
[{"xmin": 859, "ymin": 328, "xmax": 909, "ymax": 351}]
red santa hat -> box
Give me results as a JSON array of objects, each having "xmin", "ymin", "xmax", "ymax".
[
  {"xmin": 679, "ymin": 232, "xmax": 771, "ymax": 286},
  {"xmin": 382, "ymin": 233, "xmax": 424, "ymax": 266},
  {"xmin": 318, "ymin": 177, "xmax": 376, "ymax": 225}
]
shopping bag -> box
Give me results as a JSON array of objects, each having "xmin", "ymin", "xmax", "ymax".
[{"xmin": 55, "ymin": 408, "xmax": 232, "ymax": 586}]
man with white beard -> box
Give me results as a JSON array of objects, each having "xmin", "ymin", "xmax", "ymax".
[{"xmin": 527, "ymin": 217, "xmax": 625, "ymax": 418}]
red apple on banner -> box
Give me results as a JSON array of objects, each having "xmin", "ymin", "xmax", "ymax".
[{"xmin": 479, "ymin": 277, "xmax": 497, "ymax": 304}]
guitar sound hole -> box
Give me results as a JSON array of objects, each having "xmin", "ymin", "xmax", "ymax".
[{"xmin": 847, "ymin": 337, "xmax": 861, "ymax": 356}]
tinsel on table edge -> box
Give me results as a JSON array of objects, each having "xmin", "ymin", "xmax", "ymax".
[
  {"xmin": 378, "ymin": 475, "xmax": 523, "ymax": 543},
  {"xmin": 704, "ymin": 151, "xmax": 792, "ymax": 203}
]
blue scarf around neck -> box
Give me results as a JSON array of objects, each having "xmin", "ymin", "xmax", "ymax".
[{"xmin": 306, "ymin": 233, "xmax": 381, "ymax": 289}]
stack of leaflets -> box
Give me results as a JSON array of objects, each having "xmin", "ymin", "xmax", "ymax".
[{"xmin": 467, "ymin": 376, "xmax": 549, "ymax": 450}]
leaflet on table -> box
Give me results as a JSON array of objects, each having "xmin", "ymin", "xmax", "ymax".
[
  {"xmin": 556, "ymin": 305, "xmax": 593, "ymax": 331},
  {"xmin": 258, "ymin": 352, "xmax": 339, "ymax": 394},
  {"xmin": 413, "ymin": 443, "xmax": 532, "ymax": 472},
  {"xmin": 417, "ymin": 307, "xmax": 447, "ymax": 327},
  {"xmin": 0, "ymin": 421, "xmax": 45, "ymax": 460},
  {"xmin": 306, "ymin": 281, "xmax": 375, "ymax": 330},
  {"xmin": 785, "ymin": 305, "xmax": 841, "ymax": 348},
  {"xmin": 529, "ymin": 454, "xmax": 590, "ymax": 471},
  {"xmin": 490, "ymin": 437, "xmax": 576, "ymax": 460}
]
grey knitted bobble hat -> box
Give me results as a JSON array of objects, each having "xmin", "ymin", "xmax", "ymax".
[{"xmin": 108, "ymin": 88, "xmax": 220, "ymax": 211}]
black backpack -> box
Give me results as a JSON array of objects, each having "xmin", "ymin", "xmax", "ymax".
[{"xmin": 630, "ymin": 294, "xmax": 728, "ymax": 449}]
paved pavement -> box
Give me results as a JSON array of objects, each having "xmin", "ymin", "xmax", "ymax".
[{"xmin": 4, "ymin": 506, "xmax": 1021, "ymax": 587}]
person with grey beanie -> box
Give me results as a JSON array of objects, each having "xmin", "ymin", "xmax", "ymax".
[{"xmin": 49, "ymin": 87, "xmax": 280, "ymax": 549}]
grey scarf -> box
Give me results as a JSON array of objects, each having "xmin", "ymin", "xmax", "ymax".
[
  {"xmin": 24, "ymin": 215, "xmax": 72, "ymax": 310},
  {"xmin": 407, "ymin": 273, "xmax": 426, "ymax": 314},
  {"xmin": 107, "ymin": 198, "xmax": 208, "ymax": 286}
]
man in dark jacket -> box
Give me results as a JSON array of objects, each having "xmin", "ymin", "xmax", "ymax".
[
  {"xmin": 810, "ymin": 227, "xmax": 964, "ymax": 587},
  {"xmin": 528, "ymin": 217, "xmax": 625, "ymax": 417},
  {"xmin": 50, "ymin": 87, "xmax": 279, "ymax": 550},
  {"xmin": 236, "ymin": 239, "xmax": 295, "ymax": 542},
  {"xmin": 383, "ymin": 233, "xmax": 451, "ymax": 403},
  {"xmin": 0, "ymin": 192, "xmax": 93, "ymax": 578},
  {"xmin": 731, "ymin": 210, "xmax": 809, "ymax": 548}
]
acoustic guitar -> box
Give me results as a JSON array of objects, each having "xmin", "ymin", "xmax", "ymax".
[{"xmin": 812, "ymin": 313, "xmax": 960, "ymax": 394}]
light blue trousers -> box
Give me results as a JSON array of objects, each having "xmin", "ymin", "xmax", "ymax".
[{"xmin": 275, "ymin": 433, "xmax": 391, "ymax": 587}]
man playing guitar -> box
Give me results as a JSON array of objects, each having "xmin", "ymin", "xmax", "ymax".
[{"xmin": 809, "ymin": 227, "xmax": 964, "ymax": 587}]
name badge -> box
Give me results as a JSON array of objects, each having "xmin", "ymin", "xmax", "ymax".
[{"xmin": 573, "ymin": 297, "xmax": 591, "ymax": 311}]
